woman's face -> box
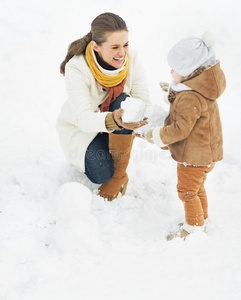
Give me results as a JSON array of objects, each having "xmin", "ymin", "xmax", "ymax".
[
  {"xmin": 171, "ymin": 69, "xmax": 183, "ymax": 83},
  {"xmin": 92, "ymin": 30, "xmax": 129, "ymax": 69}
]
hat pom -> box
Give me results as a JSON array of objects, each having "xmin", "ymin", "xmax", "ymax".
[{"xmin": 202, "ymin": 31, "xmax": 216, "ymax": 48}]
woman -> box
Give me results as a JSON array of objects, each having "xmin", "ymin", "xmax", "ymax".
[{"xmin": 56, "ymin": 12, "xmax": 150, "ymax": 201}]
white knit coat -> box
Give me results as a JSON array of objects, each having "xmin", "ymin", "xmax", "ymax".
[{"xmin": 56, "ymin": 50, "xmax": 150, "ymax": 171}]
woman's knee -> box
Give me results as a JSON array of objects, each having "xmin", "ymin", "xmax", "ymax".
[
  {"xmin": 109, "ymin": 93, "xmax": 130, "ymax": 112},
  {"xmin": 86, "ymin": 167, "xmax": 113, "ymax": 184},
  {"xmin": 85, "ymin": 157, "xmax": 114, "ymax": 184},
  {"xmin": 84, "ymin": 133, "xmax": 114, "ymax": 184},
  {"xmin": 85, "ymin": 149, "xmax": 114, "ymax": 184}
]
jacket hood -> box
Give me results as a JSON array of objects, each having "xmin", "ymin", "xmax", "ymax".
[{"xmin": 184, "ymin": 61, "xmax": 226, "ymax": 100}]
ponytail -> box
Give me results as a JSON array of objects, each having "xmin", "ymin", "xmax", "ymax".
[{"xmin": 60, "ymin": 32, "xmax": 92, "ymax": 75}]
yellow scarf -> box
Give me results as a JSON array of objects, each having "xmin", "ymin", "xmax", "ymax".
[{"xmin": 85, "ymin": 42, "xmax": 129, "ymax": 111}]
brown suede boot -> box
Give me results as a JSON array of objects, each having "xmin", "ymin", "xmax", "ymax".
[{"xmin": 98, "ymin": 133, "xmax": 134, "ymax": 201}]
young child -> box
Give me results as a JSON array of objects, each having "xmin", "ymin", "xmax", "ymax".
[{"xmin": 144, "ymin": 32, "xmax": 226, "ymax": 240}]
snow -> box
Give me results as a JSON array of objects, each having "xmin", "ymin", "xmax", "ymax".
[
  {"xmin": 121, "ymin": 97, "xmax": 147, "ymax": 123},
  {"xmin": 1, "ymin": 0, "xmax": 241, "ymax": 299},
  {"xmin": 121, "ymin": 97, "xmax": 167, "ymax": 135}
]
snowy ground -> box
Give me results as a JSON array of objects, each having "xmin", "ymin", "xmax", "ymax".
[{"xmin": 1, "ymin": 0, "xmax": 241, "ymax": 299}]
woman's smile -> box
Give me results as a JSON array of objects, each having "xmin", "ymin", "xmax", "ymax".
[{"xmin": 114, "ymin": 57, "xmax": 124, "ymax": 63}]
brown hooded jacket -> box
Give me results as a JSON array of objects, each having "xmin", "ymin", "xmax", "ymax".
[{"xmin": 160, "ymin": 61, "xmax": 226, "ymax": 165}]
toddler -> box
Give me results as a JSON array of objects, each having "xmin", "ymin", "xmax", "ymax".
[{"xmin": 144, "ymin": 32, "xmax": 226, "ymax": 239}]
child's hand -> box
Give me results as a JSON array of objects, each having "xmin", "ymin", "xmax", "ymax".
[
  {"xmin": 133, "ymin": 130, "xmax": 154, "ymax": 144},
  {"xmin": 132, "ymin": 132, "xmax": 144, "ymax": 138},
  {"xmin": 160, "ymin": 82, "xmax": 169, "ymax": 92},
  {"xmin": 144, "ymin": 131, "xmax": 154, "ymax": 144}
]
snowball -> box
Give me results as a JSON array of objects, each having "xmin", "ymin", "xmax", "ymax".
[
  {"xmin": 144, "ymin": 105, "xmax": 167, "ymax": 126},
  {"xmin": 121, "ymin": 97, "xmax": 147, "ymax": 123},
  {"xmin": 134, "ymin": 105, "xmax": 168, "ymax": 135}
]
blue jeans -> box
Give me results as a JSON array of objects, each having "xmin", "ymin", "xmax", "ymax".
[{"xmin": 85, "ymin": 93, "xmax": 132, "ymax": 184}]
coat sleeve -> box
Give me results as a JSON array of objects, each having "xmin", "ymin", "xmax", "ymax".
[
  {"xmin": 65, "ymin": 59, "xmax": 110, "ymax": 133},
  {"xmin": 129, "ymin": 52, "xmax": 151, "ymax": 105},
  {"xmin": 160, "ymin": 93, "xmax": 201, "ymax": 145}
]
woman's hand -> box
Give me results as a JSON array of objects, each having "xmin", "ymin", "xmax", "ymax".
[{"xmin": 112, "ymin": 108, "xmax": 148, "ymax": 130}]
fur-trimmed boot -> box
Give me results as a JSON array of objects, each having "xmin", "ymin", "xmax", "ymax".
[{"xmin": 98, "ymin": 133, "xmax": 134, "ymax": 201}]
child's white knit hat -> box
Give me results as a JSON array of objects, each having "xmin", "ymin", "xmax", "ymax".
[{"xmin": 167, "ymin": 32, "xmax": 216, "ymax": 76}]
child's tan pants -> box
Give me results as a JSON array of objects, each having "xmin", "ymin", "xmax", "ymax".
[{"xmin": 177, "ymin": 163, "xmax": 214, "ymax": 226}]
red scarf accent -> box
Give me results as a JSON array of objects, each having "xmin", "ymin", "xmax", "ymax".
[{"xmin": 99, "ymin": 77, "xmax": 128, "ymax": 112}]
